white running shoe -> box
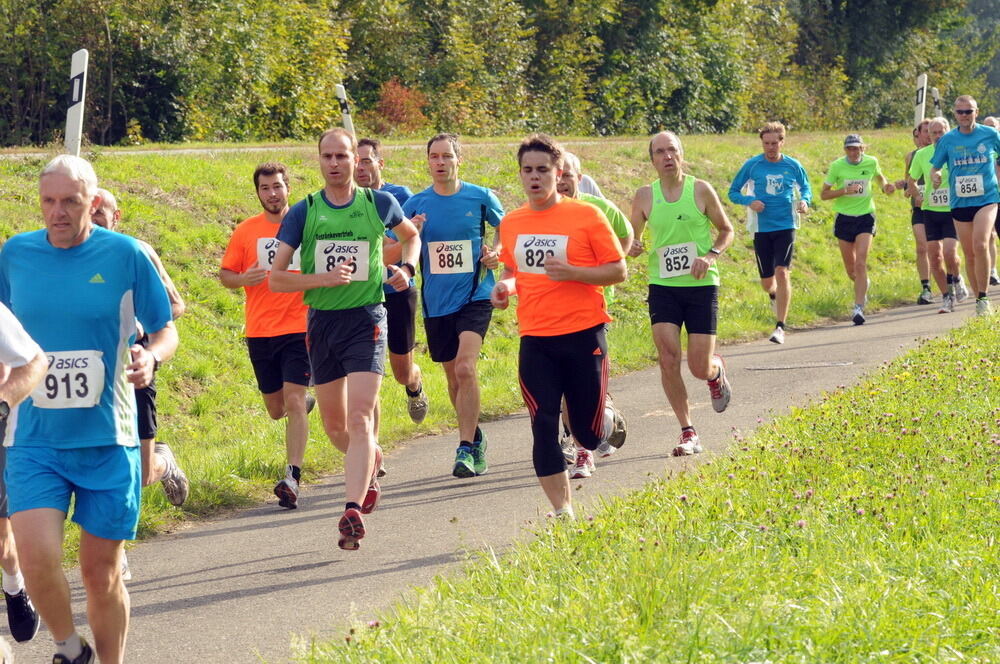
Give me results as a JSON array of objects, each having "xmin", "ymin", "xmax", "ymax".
[
  {"xmin": 570, "ymin": 448, "xmax": 595, "ymax": 479},
  {"xmin": 706, "ymin": 355, "xmax": 731, "ymax": 413},
  {"xmin": 852, "ymin": 304, "xmax": 865, "ymax": 326},
  {"xmin": 938, "ymin": 293, "xmax": 954, "ymax": 314},
  {"xmin": 595, "ymin": 440, "xmax": 617, "ymax": 457},
  {"xmin": 274, "ymin": 467, "xmax": 300, "ymax": 509},
  {"xmin": 955, "ymin": 279, "xmax": 969, "ymax": 303},
  {"xmin": 156, "ymin": 442, "xmax": 189, "ymax": 507},
  {"xmin": 917, "ymin": 287, "xmax": 933, "ymax": 305},
  {"xmin": 560, "ymin": 428, "xmax": 576, "ymax": 465},
  {"xmin": 406, "ymin": 386, "xmax": 429, "ymax": 423},
  {"xmin": 991, "ymin": 270, "xmax": 1000, "ymax": 286},
  {"xmin": 672, "ymin": 429, "xmax": 703, "ymax": 456},
  {"xmin": 121, "ymin": 552, "xmax": 132, "ymax": 582},
  {"xmin": 769, "ymin": 326, "xmax": 785, "ymax": 344},
  {"xmin": 976, "ymin": 297, "xmax": 992, "ymax": 316}
]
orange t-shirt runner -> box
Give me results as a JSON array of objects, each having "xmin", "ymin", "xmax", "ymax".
[
  {"xmin": 221, "ymin": 213, "xmax": 308, "ymax": 337},
  {"xmin": 498, "ymin": 198, "xmax": 624, "ymax": 337}
]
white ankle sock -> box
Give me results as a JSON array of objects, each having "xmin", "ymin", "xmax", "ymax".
[
  {"xmin": 55, "ymin": 632, "xmax": 83, "ymax": 659},
  {"xmin": 1, "ymin": 569, "xmax": 23, "ymax": 595}
]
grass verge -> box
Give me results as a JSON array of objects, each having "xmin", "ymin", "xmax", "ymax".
[{"xmin": 301, "ymin": 314, "xmax": 999, "ymax": 662}]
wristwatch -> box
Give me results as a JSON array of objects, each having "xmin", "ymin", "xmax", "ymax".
[
  {"xmin": 151, "ymin": 350, "xmax": 162, "ymax": 373},
  {"xmin": 401, "ymin": 262, "xmax": 416, "ymax": 277},
  {"xmin": 0, "ymin": 400, "xmax": 9, "ymax": 424}
]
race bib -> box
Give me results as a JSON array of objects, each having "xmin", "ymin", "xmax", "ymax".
[
  {"xmin": 314, "ymin": 240, "xmax": 369, "ymax": 281},
  {"xmin": 514, "ymin": 234, "xmax": 569, "ymax": 275},
  {"xmin": 31, "ymin": 350, "xmax": 104, "ymax": 409},
  {"xmin": 844, "ymin": 179, "xmax": 868, "ymax": 197},
  {"xmin": 428, "ymin": 240, "xmax": 473, "ymax": 274},
  {"xmin": 256, "ymin": 238, "xmax": 300, "ymax": 271},
  {"xmin": 657, "ymin": 242, "xmax": 697, "ymax": 279},
  {"xmin": 929, "ymin": 187, "xmax": 950, "ymax": 207},
  {"xmin": 955, "ymin": 174, "xmax": 984, "ymax": 198}
]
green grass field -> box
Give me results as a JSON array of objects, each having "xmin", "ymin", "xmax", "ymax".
[
  {"xmin": 0, "ymin": 131, "xmax": 934, "ymax": 547},
  {"xmin": 301, "ymin": 313, "xmax": 1000, "ymax": 663}
]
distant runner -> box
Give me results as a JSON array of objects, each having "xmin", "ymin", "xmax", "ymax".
[
  {"xmin": 629, "ymin": 131, "xmax": 734, "ymax": 456},
  {"xmin": 492, "ymin": 134, "xmax": 626, "ymax": 518},
  {"xmin": 220, "ymin": 163, "xmax": 314, "ymax": 509},
  {"xmin": 930, "ymin": 95, "xmax": 1000, "ymax": 315},
  {"xmin": 820, "ymin": 134, "xmax": 895, "ymax": 325},
  {"xmin": 270, "ymin": 129, "xmax": 420, "ymax": 550},
  {"xmin": 898, "ymin": 120, "xmax": 938, "ymax": 305},
  {"xmin": 728, "ymin": 121, "xmax": 811, "ymax": 344},
  {"xmin": 403, "ymin": 134, "xmax": 503, "ymax": 478}
]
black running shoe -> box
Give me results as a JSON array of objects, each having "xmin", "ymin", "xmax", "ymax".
[
  {"xmin": 4, "ymin": 588, "xmax": 39, "ymax": 642},
  {"xmin": 52, "ymin": 639, "xmax": 95, "ymax": 664}
]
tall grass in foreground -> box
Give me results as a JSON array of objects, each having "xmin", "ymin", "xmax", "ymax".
[{"xmin": 303, "ymin": 316, "xmax": 999, "ymax": 662}]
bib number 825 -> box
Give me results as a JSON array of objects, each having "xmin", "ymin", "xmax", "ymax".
[{"xmin": 326, "ymin": 255, "xmax": 358, "ymax": 273}]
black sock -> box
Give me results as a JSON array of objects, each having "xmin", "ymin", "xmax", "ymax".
[
  {"xmin": 460, "ymin": 440, "xmax": 473, "ymax": 448},
  {"xmin": 947, "ymin": 274, "xmax": 955, "ymax": 284},
  {"xmin": 768, "ymin": 293, "xmax": 776, "ymax": 300},
  {"xmin": 474, "ymin": 426, "xmax": 483, "ymax": 442},
  {"xmin": 681, "ymin": 426, "xmax": 695, "ymax": 433},
  {"xmin": 776, "ymin": 321, "xmax": 785, "ymax": 329},
  {"xmin": 921, "ymin": 279, "xmax": 930, "ymax": 288},
  {"xmin": 405, "ymin": 384, "xmax": 422, "ymax": 397},
  {"xmin": 979, "ymin": 292, "xmax": 987, "ymax": 299},
  {"xmin": 290, "ymin": 465, "xmax": 301, "ymax": 482},
  {"xmin": 346, "ymin": 502, "xmax": 361, "ymax": 511}
]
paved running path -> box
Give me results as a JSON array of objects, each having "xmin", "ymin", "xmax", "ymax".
[{"xmin": 11, "ymin": 300, "xmax": 977, "ymax": 662}]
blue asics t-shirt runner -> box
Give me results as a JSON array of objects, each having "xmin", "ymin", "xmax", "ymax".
[
  {"xmin": 402, "ymin": 181, "xmax": 504, "ymax": 318},
  {"xmin": 0, "ymin": 226, "xmax": 172, "ymax": 449},
  {"xmin": 930, "ymin": 124, "xmax": 1000, "ymax": 208},
  {"xmin": 728, "ymin": 154, "xmax": 812, "ymax": 233}
]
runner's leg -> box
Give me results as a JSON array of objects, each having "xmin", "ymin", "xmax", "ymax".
[
  {"xmin": 10, "ymin": 509, "xmax": 73, "ymax": 640},
  {"xmin": 79, "ymin": 530, "xmax": 127, "ymax": 663},
  {"xmin": 651, "ymin": 323, "xmax": 691, "ymax": 427},
  {"xmin": 442, "ymin": 331, "xmax": 484, "ymax": 443}
]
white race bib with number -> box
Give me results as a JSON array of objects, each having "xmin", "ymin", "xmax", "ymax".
[
  {"xmin": 929, "ymin": 187, "xmax": 950, "ymax": 207},
  {"xmin": 31, "ymin": 350, "xmax": 104, "ymax": 409},
  {"xmin": 657, "ymin": 242, "xmax": 697, "ymax": 279},
  {"xmin": 955, "ymin": 174, "xmax": 984, "ymax": 198},
  {"xmin": 845, "ymin": 179, "xmax": 868, "ymax": 197},
  {"xmin": 428, "ymin": 240, "xmax": 474, "ymax": 274},
  {"xmin": 315, "ymin": 240, "xmax": 369, "ymax": 281},
  {"xmin": 256, "ymin": 238, "xmax": 300, "ymax": 271},
  {"xmin": 514, "ymin": 234, "xmax": 569, "ymax": 275}
]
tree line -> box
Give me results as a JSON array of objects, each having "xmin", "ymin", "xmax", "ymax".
[{"xmin": 0, "ymin": 0, "xmax": 994, "ymax": 147}]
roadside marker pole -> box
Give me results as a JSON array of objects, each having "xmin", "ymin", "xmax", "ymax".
[
  {"xmin": 334, "ymin": 84, "xmax": 355, "ymax": 136},
  {"xmin": 66, "ymin": 49, "xmax": 89, "ymax": 157},
  {"xmin": 913, "ymin": 73, "xmax": 927, "ymax": 128}
]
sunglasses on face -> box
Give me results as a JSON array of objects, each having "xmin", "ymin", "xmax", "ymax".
[{"xmin": 955, "ymin": 109, "xmax": 975, "ymax": 115}]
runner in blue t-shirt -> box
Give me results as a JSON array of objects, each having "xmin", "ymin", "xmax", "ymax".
[
  {"xmin": 0, "ymin": 155, "xmax": 176, "ymax": 664},
  {"xmin": 402, "ymin": 133, "xmax": 503, "ymax": 479},
  {"xmin": 728, "ymin": 121, "xmax": 811, "ymax": 344},
  {"xmin": 356, "ymin": 138, "xmax": 428, "ymax": 433},
  {"xmin": 930, "ymin": 95, "xmax": 1000, "ymax": 314}
]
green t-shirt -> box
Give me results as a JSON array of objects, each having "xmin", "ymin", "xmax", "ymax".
[
  {"xmin": 580, "ymin": 193, "xmax": 630, "ymax": 305},
  {"xmin": 646, "ymin": 176, "xmax": 720, "ymax": 288},
  {"xmin": 300, "ymin": 188, "xmax": 388, "ymax": 311},
  {"xmin": 908, "ymin": 144, "xmax": 951, "ymax": 212},
  {"xmin": 825, "ymin": 155, "xmax": 883, "ymax": 216}
]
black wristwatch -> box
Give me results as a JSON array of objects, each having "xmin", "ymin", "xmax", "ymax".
[
  {"xmin": 150, "ymin": 350, "xmax": 162, "ymax": 373},
  {"xmin": 401, "ymin": 262, "xmax": 416, "ymax": 277},
  {"xmin": 0, "ymin": 400, "xmax": 9, "ymax": 424}
]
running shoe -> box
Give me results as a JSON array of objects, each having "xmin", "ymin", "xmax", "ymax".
[
  {"xmin": 672, "ymin": 429, "xmax": 703, "ymax": 456},
  {"xmin": 274, "ymin": 467, "xmax": 299, "ymax": 510},
  {"xmin": 452, "ymin": 445, "xmax": 476, "ymax": 478},
  {"xmin": 570, "ymin": 448, "xmax": 595, "ymax": 479},
  {"xmin": 406, "ymin": 386, "xmax": 428, "ymax": 423},
  {"xmin": 121, "ymin": 551, "xmax": 132, "ymax": 581},
  {"xmin": 361, "ymin": 446, "xmax": 383, "ymax": 514},
  {"xmin": 852, "ymin": 304, "xmax": 865, "ymax": 326},
  {"xmin": 706, "ymin": 354, "xmax": 731, "ymax": 413},
  {"xmin": 595, "ymin": 440, "xmax": 618, "ymax": 458},
  {"xmin": 470, "ymin": 433, "xmax": 488, "ymax": 476},
  {"xmin": 305, "ymin": 393, "xmax": 316, "ymax": 414},
  {"xmin": 938, "ymin": 293, "xmax": 954, "ymax": 314},
  {"xmin": 604, "ymin": 396, "xmax": 627, "ymax": 449},
  {"xmin": 991, "ymin": 270, "xmax": 1000, "ymax": 286},
  {"xmin": 769, "ymin": 294, "xmax": 778, "ymax": 318},
  {"xmin": 955, "ymin": 278, "xmax": 969, "ymax": 303},
  {"xmin": 917, "ymin": 287, "xmax": 933, "ymax": 305},
  {"xmin": 769, "ymin": 326, "xmax": 785, "ymax": 344},
  {"xmin": 976, "ymin": 297, "xmax": 992, "ymax": 316},
  {"xmin": 337, "ymin": 508, "xmax": 365, "ymax": 551},
  {"xmin": 4, "ymin": 588, "xmax": 39, "ymax": 642},
  {"xmin": 53, "ymin": 640, "xmax": 95, "ymax": 664},
  {"xmin": 156, "ymin": 442, "xmax": 190, "ymax": 507},
  {"xmin": 560, "ymin": 426, "xmax": 576, "ymax": 464}
]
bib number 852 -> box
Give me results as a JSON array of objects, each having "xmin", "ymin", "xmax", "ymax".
[{"xmin": 663, "ymin": 254, "xmax": 690, "ymax": 273}]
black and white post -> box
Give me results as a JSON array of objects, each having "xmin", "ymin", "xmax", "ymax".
[
  {"xmin": 913, "ymin": 73, "xmax": 927, "ymax": 128},
  {"xmin": 65, "ymin": 49, "xmax": 89, "ymax": 157},
  {"xmin": 930, "ymin": 87, "xmax": 942, "ymax": 118},
  {"xmin": 334, "ymin": 84, "xmax": 355, "ymax": 136}
]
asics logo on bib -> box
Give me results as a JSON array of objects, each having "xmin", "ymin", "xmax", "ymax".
[
  {"xmin": 662, "ymin": 245, "xmax": 690, "ymax": 257},
  {"xmin": 436, "ymin": 243, "xmax": 466, "ymax": 253},
  {"xmin": 263, "ymin": 238, "xmax": 279, "ymax": 250},
  {"xmin": 323, "ymin": 243, "xmax": 360, "ymax": 255},
  {"xmin": 522, "ymin": 236, "xmax": 558, "ymax": 248},
  {"xmin": 48, "ymin": 355, "xmax": 91, "ymax": 369}
]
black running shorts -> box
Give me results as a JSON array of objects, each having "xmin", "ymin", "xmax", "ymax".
[
  {"xmin": 753, "ymin": 229, "xmax": 795, "ymax": 279},
  {"xmin": 424, "ymin": 299, "xmax": 493, "ymax": 363},
  {"xmin": 384, "ymin": 287, "xmax": 418, "ymax": 356},
  {"xmin": 647, "ymin": 284, "xmax": 718, "ymax": 335},
  {"xmin": 833, "ymin": 213, "xmax": 876, "ymax": 242},
  {"xmin": 307, "ymin": 305, "xmax": 386, "ymax": 385},
  {"xmin": 922, "ymin": 210, "xmax": 958, "ymax": 242},
  {"xmin": 246, "ymin": 333, "xmax": 312, "ymax": 395}
]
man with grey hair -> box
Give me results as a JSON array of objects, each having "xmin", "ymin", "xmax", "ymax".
[
  {"xmin": 0, "ymin": 154, "xmax": 177, "ymax": 663},
  {"xmin": 92, "ymin": 188, "xmax": 189, "ymax": 510}
]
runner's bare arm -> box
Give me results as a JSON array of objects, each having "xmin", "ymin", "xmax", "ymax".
[
  {"xmin": 385, "ymin": 219, "xmax": 420, "ymax": 291},
  {"xmin": 0, "ymin": 351, "xmax": 46, "ymax": 407},
  {"xmin": 627, "ymin": 185, "xmax": 652, "ymax": 257},
  {"xmin": 219, "ymin": 264, "xmax": 267, "ymax": 289},
  {"xmin": 691, "ymin": 179, "xmax": 734, "ymax": 280},
  {"xmin": 490, "ymin": 266, "xmax": 517, "ymax": 309},
  {"xmin": 128, "ymin": 321, "xmax": 178, "ymax": 389},
  {"xmin": 142, "ymin": 242, "xmax": 186, "ymax": 319}
]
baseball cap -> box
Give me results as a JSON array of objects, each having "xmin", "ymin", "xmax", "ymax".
[{"xmin": 843, "ymin": 134, "xmax": 863, "ymax": 147}]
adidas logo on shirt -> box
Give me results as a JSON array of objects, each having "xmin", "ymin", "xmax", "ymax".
[
  {"xmin": 89, "ymin": 273, "xmax": 105, "ymax": 283},
  {"xmin": 465, "ymin": 210, "xmax": 475, "ymax": 217}
]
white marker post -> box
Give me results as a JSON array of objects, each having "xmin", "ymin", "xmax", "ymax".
[
  {"xmin": 913, "ymin": 73, "xmax": 927, "ymax": 128},
  {"xmin": 65, "ymin": 49, "xmax": 89, "ymax": 157},
  {"xmin": 334, "ymin": 84, "xmax": 355, "ymax": 137},
  {"xmin": 930, "ymin": 87, "xmax": 942, "ymax": 118}
]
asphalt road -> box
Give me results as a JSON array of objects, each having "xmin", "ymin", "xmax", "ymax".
[{"xmin": 9, "ymin": 298, "xmax": 978, "ymax": 662}]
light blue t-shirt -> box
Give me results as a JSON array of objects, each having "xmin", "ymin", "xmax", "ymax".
[
  {"xmin": 728, "ymin": 154, "xmax": 812, "ymax": 233},
  {"xmin": 0, "ymin": 226, "xmax": 172, "ymax": 449},
  {"xmin": 930, "ymin": 124, "xmax": 1000, "ymax": 208},
  {"xmin": 402, "ymin": 182, "xmax": 504, "ymax": 317},
  {"xmin": 381, "ymin": 182, "xmax": 415, "ymax": 294}
]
